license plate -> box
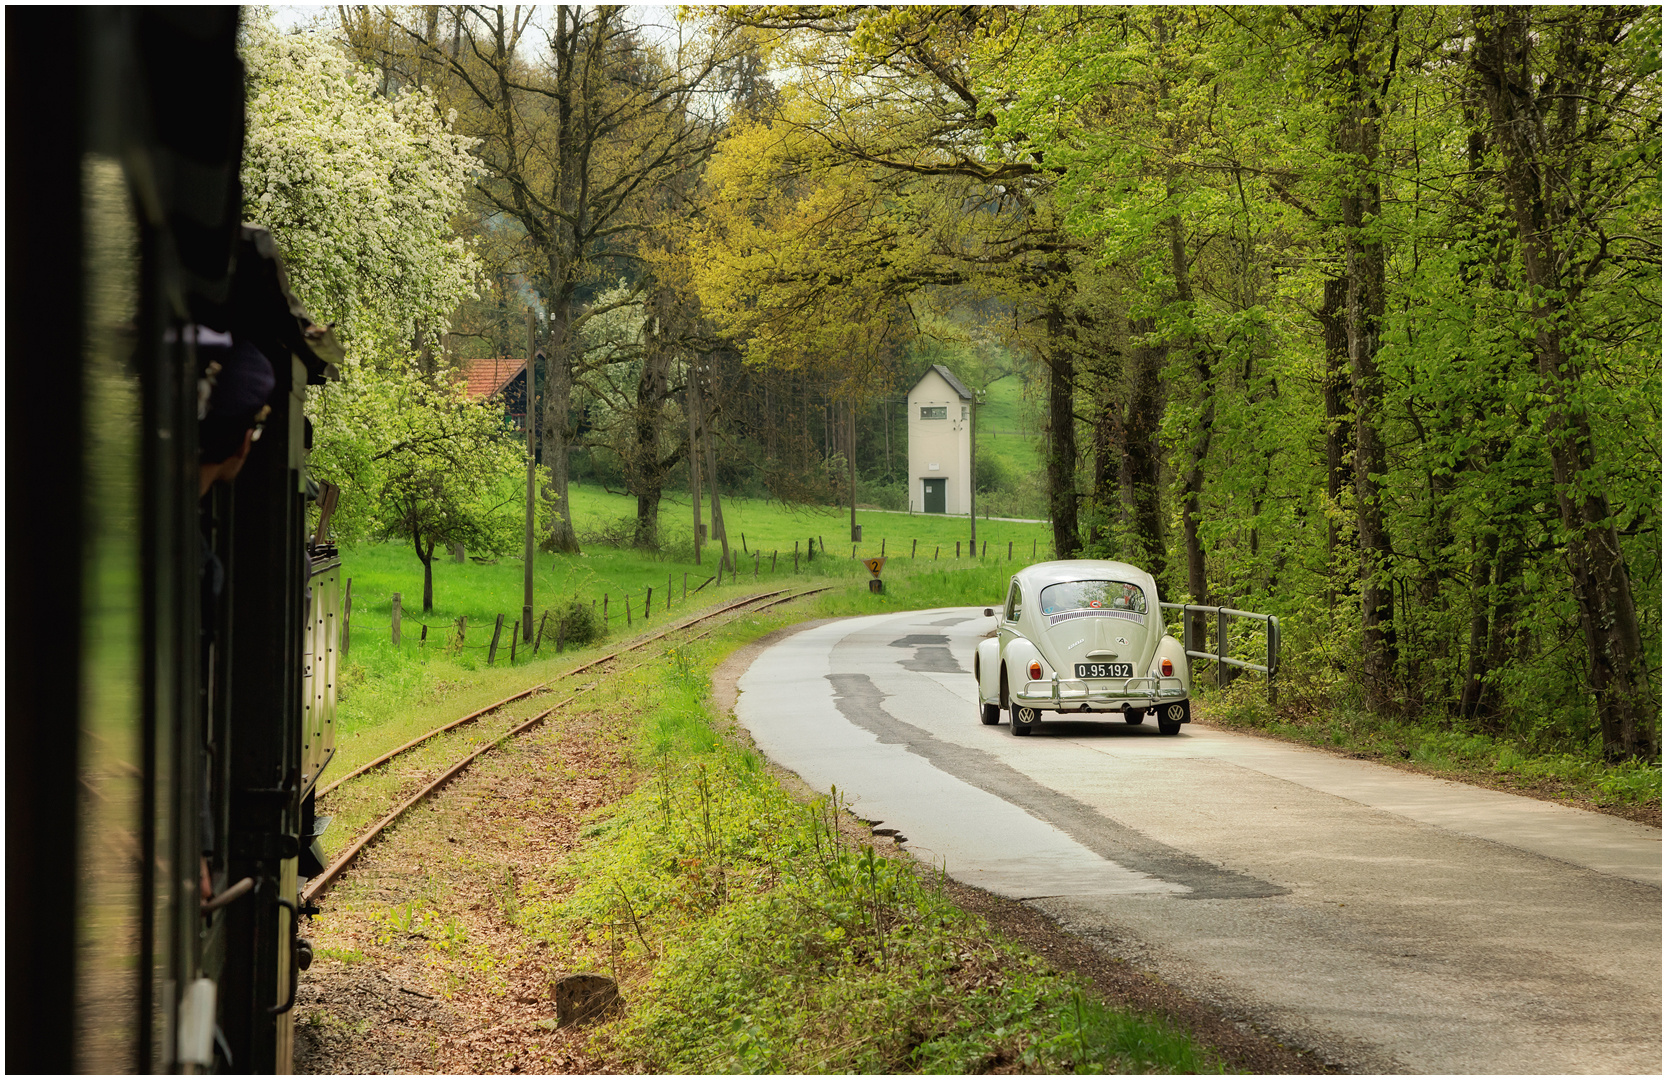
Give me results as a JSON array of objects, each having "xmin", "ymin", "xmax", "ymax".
[{"xmin": 1075, "ymin": 662, "xmax": 1133, "ymax": 679}]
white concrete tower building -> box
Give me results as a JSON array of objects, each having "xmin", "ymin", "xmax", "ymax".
[{"xmin": 906, "ymin": 364, "xmax": 973, "ymax": 514}]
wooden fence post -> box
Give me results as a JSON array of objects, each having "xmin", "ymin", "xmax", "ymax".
[
  {"xmin": 1008, "ymin": 541, "xmax": 1013, "ymax": 561},
  {"xmin": 420, "ymin": 624, "xmax": 428, "ymax": 648},
  {"xmin": 794, "ymin": 549, "xmax": 799, "ymax": 572},
  {"xmin": 488, "ymin": 614, "xmax": 505, "ymax": 665},
  {"xmin": 603, "ymin": 594, "xmax": 609, "ymax": 631},
  {"xmin": 391, "ymin": 593, "xmax": 402, "ymax": 646},
  {"xmin": 534, "ymin": 612, "xmax": 548, "ymax": 655},
  {"xmin": 683, "ymin": 572, "xmax": 688, "ymax": 601},
  {"xmin": 645, "ymin": 588, "xmax": 653, "ymax": 622},
  {"xmin": 982, "ymin": 541, "xmax": 987, "ymax": 558},
  {"xmin": 956, "ymin": 541, "xmax": 961, "ymax": 558},
  {"xmin": 771, "ymin": 550, "xmax": 777, "ymax": 572},
  {"xmin": 509, "ymin": 619, "xmax": 519, "ymax": 663},
  {"xmin": 935, "ymin": 545, "xmax": 940, "ymax": 560},
  {"xmin": 626, "ymin": 593, "xmax": 633, "ymax": 628},
  {"xmin": 755, "ymin": 551, "xmax": 760, "ymax": 578},
  {"xmin": 456, "ymin": 616, "xmax": 467, "ymax": 650},
  {"xmin": 881, "ymin": 538, "xmax": 885, "ymax": 556},
  {"xmin": 911, "ymin": 539, "xmax": 917, "ymax": 558},
  {"xmin": 342, "ymin": 578, "xmax": 353, "ymax": 657}
]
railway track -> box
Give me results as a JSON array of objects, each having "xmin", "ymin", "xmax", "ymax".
[{"xmin": 302, "ymin": 586, "xmax": 830, "ymax": 906}]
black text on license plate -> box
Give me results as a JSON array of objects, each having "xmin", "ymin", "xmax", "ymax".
[{"xmin": 1076, "ymin": 662, "xmax": 1133, "ymax": 679}]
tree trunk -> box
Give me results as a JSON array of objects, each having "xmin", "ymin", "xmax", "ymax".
[
  {"xmin": 1167, "ymin": 212, "xmax": 1209, "ymax": 631},
  {"xmin": 632, "ymin": 289, "xmax": 674, "ymax": 548},
  {"xmin": 1473, "ymin": 6, "xmax": 1652, "ymax": 759},
  {"xmin": 1318, "ymin": 274, "xmax": 1352, "ymax": 614},
  {"xmin": 419, "ymin": 537, "xmax": 435, "ymax": 613},
  {"xmin": 1043, "ymin": 298, "xmax": 1080, "ymax": 559},
  {"xmin": 1337, "ymin": 22, "xmax": 1399, "ymax": 711},
  {"xmin": 1122, "ymin": 316, "xmax": 1166, "ymax": 580},
  {"xmin": 539, "ymin": 291, "xmax": 581, "ymax": 553},
  {"xmin": 1458, "ymin": 529, "xmax": 1499, "ymax": 720}
]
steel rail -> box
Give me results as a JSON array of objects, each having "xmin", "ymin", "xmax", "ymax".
[
  {"xmin": 301, "ymin": 586, "xmax": 830, "ymax": 905},
  {"xmin": 315, "ymin": 589, "xmax": 792, "ymax": 798}
]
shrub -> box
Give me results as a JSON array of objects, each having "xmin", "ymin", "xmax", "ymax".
[{"xmin": 544, "ymin": 597, "xmax": 602, "ymax": 648}]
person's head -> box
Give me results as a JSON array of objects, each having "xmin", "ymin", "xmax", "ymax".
[{"xmin": 199, "ymin": 337, "xmax": 276, "ymax": 496}]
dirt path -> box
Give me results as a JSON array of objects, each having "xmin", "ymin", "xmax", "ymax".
[{"xmin": 294, "ymin": 692, "xmax": 631, "ymax": 1074}]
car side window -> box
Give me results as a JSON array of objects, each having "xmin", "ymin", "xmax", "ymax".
[{"xmin": 1005, "ymin": 581, "xmax": 1022, "ymax": 622}]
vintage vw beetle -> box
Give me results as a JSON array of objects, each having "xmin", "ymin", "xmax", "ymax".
[{"xmin": 974, "ymin": 560, "xmax": 1192, "ymax": 736}]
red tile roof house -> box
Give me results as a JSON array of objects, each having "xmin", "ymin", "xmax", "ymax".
[{"xmin": 456, "ymin": 357, "xmax": 529, "ymax": 428}]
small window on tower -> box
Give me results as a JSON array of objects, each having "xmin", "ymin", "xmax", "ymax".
[
  {"xmin": 961, "ymin": 405, "xmax": 969, "ymax": 420},
  {"xmin": 920, "ymin": 406, "xmax": 947, "ymax": 420}
]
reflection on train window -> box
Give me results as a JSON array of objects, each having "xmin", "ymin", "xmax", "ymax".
[{"xmin": 1038, "ymin": 580, "xmax": 1146, "ymax": 615}]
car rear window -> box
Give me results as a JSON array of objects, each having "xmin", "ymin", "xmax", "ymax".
[{"xmin": 1038, "ymin": 580, "xmax": 1147, "ymax": 617}]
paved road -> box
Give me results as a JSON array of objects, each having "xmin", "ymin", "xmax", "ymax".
[{"xmin": 734, "ymin": 608, "xmax": 1662, "ymax": 1074}]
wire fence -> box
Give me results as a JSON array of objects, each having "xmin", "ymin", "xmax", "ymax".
[{"xmin": 347, "ymin": 533, "xmax": 1059, "ymax": 664}]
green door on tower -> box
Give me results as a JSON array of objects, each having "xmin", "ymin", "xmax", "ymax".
[{"xmin": 923, "ymin": 478, "xmax": 946, "ymax": 514}]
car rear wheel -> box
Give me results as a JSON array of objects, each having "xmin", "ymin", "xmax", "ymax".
[
  {"xmin": 979, "ymin": 702, "xmax": 1001, "ymax": 725},
  {"xmin": 1123, "ymin": 709, "xmax": 1145, "ymax": 726},
  {"xmin": 1158, "ymin": 700, "xmax": 1189, "ymax": 735},
  {"xmin": 1010, "ymin": 702, "xmax": 1039, "ymax": 736}
]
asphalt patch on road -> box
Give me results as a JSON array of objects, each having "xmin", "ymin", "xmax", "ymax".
[
  {"xmin": 887, "ymin": 634, "xmax": 968, "ymax": 673},
  {"xmin": 825, "ymin": 672, "xmax": 1285, "ymax": 900}
]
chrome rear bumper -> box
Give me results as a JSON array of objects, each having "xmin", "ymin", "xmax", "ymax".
[{"xmin": 1014, "ymin": 674, "xmax": 1187, "ymax": 710}]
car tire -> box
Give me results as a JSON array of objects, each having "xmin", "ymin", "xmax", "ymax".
[
  {"xmin": 1158, "ymin": 700, "xmax": 1189, "ymax": 735},
  {"xmin": 1123, "ymin": 708, "xmax": 1145, "ymax": 726},
  {"xmin": 980, "ymin": 702, "xmax": 1001, "ymax": 726},
  {"xmin": 1010, "ymin": 702, "xmax": 1039, "ymax": 736}
]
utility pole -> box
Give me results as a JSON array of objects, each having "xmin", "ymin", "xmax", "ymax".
[
  {"xmin": 969, "ymin": 390, "xmax": 977, "ymax": 548},
  {"xmin": 689, "ymin": 359, "xmax": 702, "ymax": 565},
  {"xmin": 848, "ymin": 399, "xmax": 858, "ymax": 542},
  {"xmin": 523, "ymin": 307, "xmax": 536, "ymax": 641},
  {"xmin": 698, "ymin": 359, "xmax": 731, "ymax": 572}
]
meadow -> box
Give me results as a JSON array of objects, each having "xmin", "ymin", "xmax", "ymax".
[
  {"xmin": 342, "ymin": 481, "xmax": 1051, "ymax": 659},
  {"xmin": 331, "ymin": 483, "xmax": 1054, "ymax": 747}
]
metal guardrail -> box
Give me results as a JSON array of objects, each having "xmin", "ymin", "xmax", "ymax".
[{"xmin": 1159, "ymin": 603, "xmax": 1280, "ymax": 703}]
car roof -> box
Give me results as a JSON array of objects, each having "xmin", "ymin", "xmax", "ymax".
[{"xmin": 1011, "ymin": 559, "xmax": 1157, "ymax": 592}]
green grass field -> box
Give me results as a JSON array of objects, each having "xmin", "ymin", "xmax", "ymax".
[
  {"xmin": 333, "ymin": 482, "xmax": 1055, "ymax": 745},
  {"xmin": 975, "ymin": 372, "xmax": 1042, "ymax": 476},
  {"xmin": 346, "ymin": 481, "xmax": 1052, "ymax": 643}
]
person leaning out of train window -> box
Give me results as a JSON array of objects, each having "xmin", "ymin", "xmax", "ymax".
[
  {"xmin": 198, "ymin": 331, "xmax": 276, "ymax": 496},
  {"xmin": 195, "ymin": 331, "xmax": 276, "ymax": 900}
]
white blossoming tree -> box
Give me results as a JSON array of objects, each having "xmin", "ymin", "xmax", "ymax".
[
  {"xmin": 239, "ymin": 15, "xmax": 519, "ymax": 599},
  {"xmin": 241, "ymin": 17, "xmax": 479, "ymax": 367}
]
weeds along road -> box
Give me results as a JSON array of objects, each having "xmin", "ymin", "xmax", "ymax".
[{"xmin": 734, "ymin": 608, "xmax": 1662, "ymax": 1075}]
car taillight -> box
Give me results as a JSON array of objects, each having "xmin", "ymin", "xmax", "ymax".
[
  {"xmin": 1029, "ymin": 661, "xmax": 1042, "ymax": 681},
  {"xmin": 1160, "ymin": 657, "xmax": 1174, "ymax": 677}
]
